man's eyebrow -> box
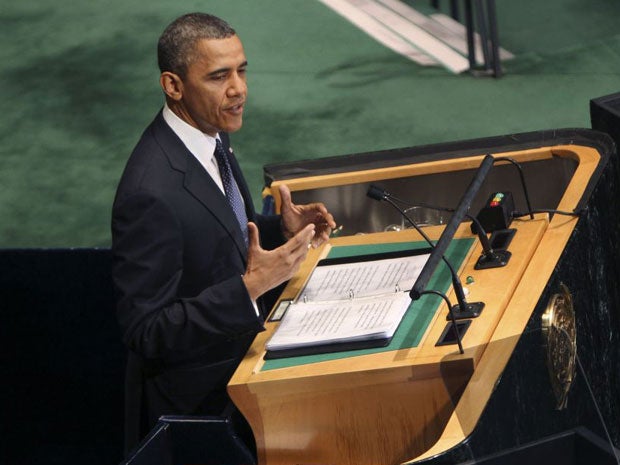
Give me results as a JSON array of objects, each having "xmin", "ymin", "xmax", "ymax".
[{"xmin": 207, "ymin": 61, "xmax": 248, "ymax": 77}]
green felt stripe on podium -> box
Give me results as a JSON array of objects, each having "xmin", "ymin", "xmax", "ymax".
[{"xmin": 261, "ymin": 238, "xmax": 474, "ymax": 371}]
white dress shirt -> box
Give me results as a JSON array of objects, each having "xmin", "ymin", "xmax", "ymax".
[{"xmin": 162, "ymin": 104, "xmax": 226, "ymax": 194}]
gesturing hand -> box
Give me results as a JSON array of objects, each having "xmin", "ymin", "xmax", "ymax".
[
  {"xmin": 242, "ymin": 221, "xmax": 316, "ymax": 301},
  {"xmin": 279, "ymin": 184, "xmax": 336, "ymax": 248}
]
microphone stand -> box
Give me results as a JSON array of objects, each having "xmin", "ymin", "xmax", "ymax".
[
  {"xmin": 367, "ymin": 154, "xmax": 496, "ymax": 352},
  {"xmin": 382, "ymin": 196, "xmax": 483, "ymax": 320},
  {"xmin": 469, "ymin": 214, "xmax": 511, "ymax": 269},
  {"xmin": 381, "ymin": 193, "xmax": 511, "ymax": 270},
  {"xmin": 379, "ymin": 198, "xmax": 468, "ymax": 354}
]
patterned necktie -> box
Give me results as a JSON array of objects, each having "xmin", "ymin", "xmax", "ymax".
[{"xmin": 213, "ymin": 139, "xmax": 249, "ymax": 246}]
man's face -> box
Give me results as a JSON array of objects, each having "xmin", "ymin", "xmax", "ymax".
[{"xmin": 173, "ymin": 36, "xmax": 247, "ymax": 136}]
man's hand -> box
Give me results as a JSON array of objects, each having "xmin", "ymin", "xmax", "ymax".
[
  {"xmin": 279, "ymin": 184, "xmax": 336, "ymax": 248},
  {"xmin": 242, "ymin": 221, "xmax": 316, "ymax": 301}
]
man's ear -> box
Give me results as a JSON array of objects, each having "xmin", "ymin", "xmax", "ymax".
[{"xmin": 160, "ymin": 72, "xmax": 183, "ymax": 101}]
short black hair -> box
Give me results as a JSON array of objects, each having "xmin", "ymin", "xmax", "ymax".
[{"xmin": 157, "ymin": 13, "xmax": 236, "ymax": 77}]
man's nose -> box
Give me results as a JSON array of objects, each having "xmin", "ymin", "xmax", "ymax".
[{"xmin": 227, "ymin": 73, "xmax": 246, "ymax": 97}]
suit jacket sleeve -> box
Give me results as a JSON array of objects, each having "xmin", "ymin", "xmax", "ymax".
[{"xmin": 112, "ymin": 189, "xmax": 265, "ymax": 363}]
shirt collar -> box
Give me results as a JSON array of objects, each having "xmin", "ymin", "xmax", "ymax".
[{"xmin": 162, "ymin": 103, "xmax": 219, "ymax": 161}]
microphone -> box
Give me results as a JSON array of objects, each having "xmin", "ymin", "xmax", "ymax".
[
  {"xmin": 368, "ymin": 185, "xmax": 509, "ymax": 269},
  {"xmin": 368, "ymin": 154, "xmax": 494, "ymax": 316},
  {"xmin": 367, "ymin": 185, "xmax": 474, "ymax": 354},
  {"xmin": 366, "ymin": 187, "xmax": 484, "ymax": 322},
  {"xmin": 367, "ymin": 184, "xmax": 388, "ymax": 202}
]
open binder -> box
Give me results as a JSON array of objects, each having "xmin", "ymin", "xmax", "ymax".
[{"xmin": 264, "ymin": 248, "xmax": 432, "ymax": 359}]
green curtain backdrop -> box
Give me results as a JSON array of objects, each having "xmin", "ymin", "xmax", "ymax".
[{"xmin": 1, "ymin": 0, "xmax": 619, "ymax": 247}]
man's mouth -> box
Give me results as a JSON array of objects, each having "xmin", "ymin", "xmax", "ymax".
[{"xmin": 226, "ymin": 101, "xmax": 245, "ymax": 115}]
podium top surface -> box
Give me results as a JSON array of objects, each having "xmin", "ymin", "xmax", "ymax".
[{"xmin": 230, "ymin": 216, "xmax": 548, "ymax": 387}]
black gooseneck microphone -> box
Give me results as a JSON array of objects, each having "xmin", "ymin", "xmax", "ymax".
[
  {"xmin": 367, "ymin": 185, "xmax": 483, "ymax": 324},
  {"xmin": 370, "ymin": 186, "xmax": 509, "ymax": 269},
  {"xmin": 368, "ymin": 185, "xmax": 466, "ymax": 353},
  {"xmin": 367, "ymin": 185, "xmax": 468, "ymax": 303},
  {"xmin": 366, "ymin": 184, "xmax": 389, "ymax": 202},
  {"xmin": 368, "ymin": 154, "xmax": 495, "ymax": 319}
]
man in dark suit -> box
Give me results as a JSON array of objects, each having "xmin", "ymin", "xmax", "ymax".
[{"xmin": 111, "ymin": 12, "xmax": 335, "ymax": 452}]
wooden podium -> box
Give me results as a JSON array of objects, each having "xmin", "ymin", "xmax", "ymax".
[{"xmin": 229, "ymin": 131, "xmax": 620, "ymax": 465}]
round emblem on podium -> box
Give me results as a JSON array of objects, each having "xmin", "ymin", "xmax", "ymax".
[{"xmin": 541, "ymin": 283, "xmax": 576, "ymax": 410}]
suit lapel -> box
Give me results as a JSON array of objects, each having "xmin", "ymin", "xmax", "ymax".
[
  {"xmin": 151, "ymin": 112, "xmax": 249, "ymax": 260},
  {"xmin": 185, "ymin": 158, "xmax": 249, "ymax": 257}
]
